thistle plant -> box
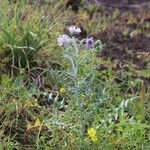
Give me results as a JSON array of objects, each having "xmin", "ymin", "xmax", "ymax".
[{"xmin": 57, "ymin": 27, "xmax": 102, "ymax": 148}]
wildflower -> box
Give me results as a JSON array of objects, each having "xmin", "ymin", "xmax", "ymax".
[
  {"xmin": 86, "ymin": 37, "xmax": 94, "ymax": 48},
  {"xmin": 88, "ymin": 128, "xmax": 96, "ymax": 137},
  {"xmin": 68, "ymin": 25, "xmax": 81, "ymax": 35},
  {"xmin": 60, "ymin": 87, "xmax": 66, "ymax": 94},
  {"xmin": 91, "ymin": 136, "xmax": 98, "ymax": 142},
  {"xmin": 57, "ymin": 34, "xmax": 71, "ymax": 47},
  {"xmin": 87, "ymin": 128, "xmax": 98, "ymax": 143}
]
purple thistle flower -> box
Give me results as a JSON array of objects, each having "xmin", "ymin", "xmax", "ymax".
[
  {"xmin": 86, "ymin": 37, "xmax": 94, "ymax": 48},
  {"xmin": 57, "ymin": 34, "xmax": 71, "ymax": 47},
  {"xmin": 68, "ymin": 25, "xmax": 81, "ymax": 35}
]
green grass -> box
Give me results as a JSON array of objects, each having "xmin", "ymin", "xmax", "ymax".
[{"xmin": 0, "ymin": 0, "xmax": 150, "ymax": 149}]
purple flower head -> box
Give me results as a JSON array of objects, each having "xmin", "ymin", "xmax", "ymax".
[
  {"xmin": 57, "ymin": 34, "xmax": 71, "ymax": 47},
  {"xmin": 86, "ymin": 37, "xmax": 94, "ymax": 48},
  {"xmin": 68, "ymin": 25, "xmax": 81, "ymax": 35}
]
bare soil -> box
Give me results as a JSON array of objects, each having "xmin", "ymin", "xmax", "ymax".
[{"xmin": 94, "ymin": 1, "xmax": 150, "ymax": 68}]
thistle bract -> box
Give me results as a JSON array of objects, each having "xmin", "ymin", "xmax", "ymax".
[{"xmin": 57, "ymin": 34, "xmax": 71, "ymax": 47}]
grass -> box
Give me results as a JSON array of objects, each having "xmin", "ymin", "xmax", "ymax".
[{"xmin": 0, "ymin": 0, "xmax": 150, "ymax": 149}]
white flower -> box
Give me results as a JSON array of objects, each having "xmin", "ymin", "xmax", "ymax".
[
  {"xmin": 57, "ymin": 34, "xmax": 71, "ymax": 47},
  {"xmin": 68, "ymin": 25, "xmax": 81, "ymax": 35}
]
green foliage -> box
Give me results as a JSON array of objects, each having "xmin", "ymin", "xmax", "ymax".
[{"xmin": 0, "ymin": 0, "xmax": 56, "ymax": 69}]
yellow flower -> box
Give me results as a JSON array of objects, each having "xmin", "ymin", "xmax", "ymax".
[
  {"xmin": 87, "ymin": 128, "xmax": 98, "ymax": 143},
  {"xmin": 87, "ymin": 128, "xmax": 96, "ymax": 138},
  {"xmin": 59, "ymin": 87, "xmax": 66, "ymax": 94},
  {"xmin": 91, "ymin": 136, "xmax": 98, "ymax": 142}
]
